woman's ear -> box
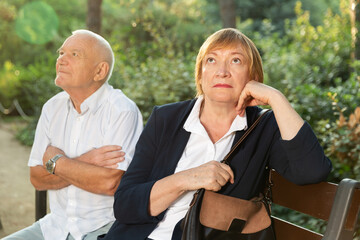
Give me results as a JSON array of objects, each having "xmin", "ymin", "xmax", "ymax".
[{"xmin": 94, "ymin": 62, "xmax": 109, "ymax": 82}]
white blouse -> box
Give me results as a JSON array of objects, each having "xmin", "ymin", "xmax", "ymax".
[{"xmin": 148, "ymin": 95, "xmax": 247, "ymax": 240}]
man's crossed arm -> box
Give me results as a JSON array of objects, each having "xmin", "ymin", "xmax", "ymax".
[{"xmin": 30, "ymin": 145, "xmax": 125, "ymax": 196}]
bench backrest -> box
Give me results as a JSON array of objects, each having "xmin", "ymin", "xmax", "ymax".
[
  {"xmin": 271, "ymin": 170, "xmax": 360, "ymax": 240},
  {"xmin": 35, "ymin": 171, "xmax": 360, "ymax": 240}
]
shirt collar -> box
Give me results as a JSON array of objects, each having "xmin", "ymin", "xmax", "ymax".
[
  {"xmin": 66, "ymin": 82, "xmax": 111, "ymax": 115},
  {"xmin": 184, "ymin": 95, "xmax": 248, "ymax": 136}
]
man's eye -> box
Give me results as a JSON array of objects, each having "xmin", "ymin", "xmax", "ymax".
[
  {"xmin": 58, "ymin": 51, "xmax": 64, "ymax": 56},
  {"xmin": 72, "ymin": 52, "xmax": 78, "ymax": 57}
]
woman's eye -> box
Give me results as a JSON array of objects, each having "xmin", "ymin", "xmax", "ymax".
[
  {"xmin": 58, "ymin": 51, "xmax": 64, "ymax": 56},
  {"xmin": 207, "ymin": 57, "xmax": 215, "ymax": 63},
  {"xmin": 232, "ymin": 58, "xmax": 241, "ymax": 64}
]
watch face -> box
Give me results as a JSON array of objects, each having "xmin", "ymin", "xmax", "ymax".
[{"xmin": 46, "ymin": 160, "xmax": 54, "ymax": 174}]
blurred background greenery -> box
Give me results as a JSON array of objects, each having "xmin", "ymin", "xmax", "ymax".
[{"xmin": 0, "ymin": 0, "xmax": 359, "ymax": 236}]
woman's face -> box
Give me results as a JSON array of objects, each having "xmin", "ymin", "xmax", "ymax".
[{"xmin": 201, "ymin": 45, "xmax": 250, "ymax": 105}]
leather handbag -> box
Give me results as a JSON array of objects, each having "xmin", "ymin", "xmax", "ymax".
[{"xmin": 181, "ymin": 109, "xmax": 276, "ymax": 240}]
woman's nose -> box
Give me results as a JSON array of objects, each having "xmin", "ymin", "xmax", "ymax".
[{"xmin": 216, "ymin": 62, "xmax": 230, "ymax": 77}]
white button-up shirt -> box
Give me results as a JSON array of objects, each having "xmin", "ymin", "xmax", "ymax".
[
  {"xmin": 28, "ymin": 82, "xmax": 143, "ymax": 240},
  {"xmin": 148, "ymin": 96, "xmax": 247, "ymax": 240}
]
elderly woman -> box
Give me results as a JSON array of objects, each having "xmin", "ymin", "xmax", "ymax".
[{"xmin": 101, "ymin": 28, "xmax": 332, "ymax": 240}]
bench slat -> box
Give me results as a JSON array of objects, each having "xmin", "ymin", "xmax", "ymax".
[
  {"xmin": 271, "ymin": 170, "xmax": 337, "ymax": 221},
  {"xmin": 272, "ymin": 216, "xmax": 323, "ymax": 240},
  {"xmin": 271, "ymin": 170, "xmax": 360, "ymax": 240}
]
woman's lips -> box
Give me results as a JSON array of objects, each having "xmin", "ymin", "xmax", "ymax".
[{"xmin": 213, "ymin": 83, "xmax": 232, "ymax": 88}]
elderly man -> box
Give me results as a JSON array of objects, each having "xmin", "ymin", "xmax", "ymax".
[{"xmin": 4, "ymin": 30, "xmax": 143, "ymax": 240}]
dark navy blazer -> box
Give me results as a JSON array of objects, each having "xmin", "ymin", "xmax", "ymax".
[{"xmin": 101, "ymin": 99, "xmax": 332, "ymax": 240}]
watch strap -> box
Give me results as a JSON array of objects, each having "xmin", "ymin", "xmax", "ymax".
[{"xmin": 48, "ymin": 154, "xmax": 63, "ymax": 174}]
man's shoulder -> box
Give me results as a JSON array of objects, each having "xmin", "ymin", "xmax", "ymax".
[
  {"xmin": 106, "ymin": 88, "xmax": 140, "ymax": 113},
  {"xmin": 42, "ymin": 91, "xmax": 68, "ymax": 111}
]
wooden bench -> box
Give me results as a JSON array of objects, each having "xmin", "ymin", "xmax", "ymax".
[
  {"xmin": 35, "ymin": 190, "xmax": 47, "ymax": 221},
  {"xmin": 271, "ymin": 170, "xmax": 360, "ymax": 240},
  {"xmin": 35, "ymin": 171, "xmax": 360, "ymax": 239}
]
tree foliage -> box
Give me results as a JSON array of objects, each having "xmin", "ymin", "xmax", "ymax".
[
  {"xmin": 1, "ymin": 0, "xmax": 359, "ymax": 236},
  {"xmin": 0, "ymin": 0, "xmax": 359, "ymax": 187},
  {"xmin": 255, "ymin": 1, "xmax": 354, "ymax": 125}
]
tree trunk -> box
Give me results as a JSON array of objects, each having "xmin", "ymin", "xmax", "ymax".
[
  {"xmin": 87, "ymin": 0, "xmax": 102, "ymax": 34},
  {"xmin": 355, "ymin": 0, "xmax": 360, "ymax": 60},
  {"xmin": 351, "ymin": 0, "xmax": 360, "ymax": 60},
  {"xmin": 217, "ymin": 0, "xmax": 236, "ymax": 28}
]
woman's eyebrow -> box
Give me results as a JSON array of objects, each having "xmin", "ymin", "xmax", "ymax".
[
  {"xmin": 230, "ymin": 51, "xmax": 245, "ymax": 56},
  {"xmin": 206, "ymin": 51, "xmax": 218, "ymax": 56}
]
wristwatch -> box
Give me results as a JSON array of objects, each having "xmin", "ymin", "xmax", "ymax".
[{"xmin": 45, "ymin": 154, "xmax": 63, "ymax": 174}]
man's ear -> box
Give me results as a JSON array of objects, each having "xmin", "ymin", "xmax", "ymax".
[{"xmin": 94, "ymin": 62, "xmax": 109, "ymax": 82}]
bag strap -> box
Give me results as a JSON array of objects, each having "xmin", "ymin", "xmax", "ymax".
[
  {"xmin": 189, "ymin": 108, "xmax": 271, "ymax": 203},
  {"xmin": 221, "ymin": 108, "xmax": 271, "ymax": 165}
]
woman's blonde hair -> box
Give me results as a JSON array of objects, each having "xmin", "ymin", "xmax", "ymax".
[{"xmin": 195, "ymin": 28, "xmax": 263, "ymax": 96}]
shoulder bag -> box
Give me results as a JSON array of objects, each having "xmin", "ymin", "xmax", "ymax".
[{"xmin": 181, "ymin": 109, "xmax": 276, "ymax": 240}]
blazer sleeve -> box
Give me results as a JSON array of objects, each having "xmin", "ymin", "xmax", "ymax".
[
  {"xmin": 269, "ymin": 121, "xmax": 332, "ymax": 185},
  {"xmin": 113, "ymin": 106, "xmax": 166, "ymax": 224}
]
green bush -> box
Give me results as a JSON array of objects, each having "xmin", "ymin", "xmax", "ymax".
[
  {"xmin": 103, "ymin": 0, "xmax": 216, "ymax": 59},
  {"xmin": 15, "ymin": 117, "xmax": 37, "ymax": 146},
  {"xmin": 317, "ymin": 91, "xmax": 360, "ymax": 182},
  {"xmin": 13, "ymin": 56, "xmax": 61, "ymax": 145},
  {"xmin": 0, "ymin": 61, "xmax": 21, "ymax": 108},
  {"xmin": 254, "ymin": 1, "xmax": 359, "ymax": 235},
  {"xmin": 16, "ymin": 56, "xmax": 60, "ymax": 116},
  {"xmin": 111, "ymin": 46, "xmax": 196, "ymax": 121},
  {"xmin": 255, "ymin": 1, "xmax": 352, "ymax": 125}
]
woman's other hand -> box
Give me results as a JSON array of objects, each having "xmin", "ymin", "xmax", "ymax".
[
  {"xmin": 179, "ymin": 160, "xmax": 234, "ymax": 192},
  {"xmin": 148, "ymin": 160, "xmax": 234, "ymax": 216}
]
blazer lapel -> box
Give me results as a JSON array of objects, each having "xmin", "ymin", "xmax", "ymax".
[{"xmin": 163, "ymin": 99, "xmax": 196, "ymax": 175}]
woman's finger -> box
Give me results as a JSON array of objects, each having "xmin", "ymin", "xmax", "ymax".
[{"xmin": 215, "ymin": 163, "xmax": 234, "ymax": 185}]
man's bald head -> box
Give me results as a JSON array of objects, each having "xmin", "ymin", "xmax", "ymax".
[{"xmin": 71, "ymin": 29, "xmax": 114, "ymax": 82}]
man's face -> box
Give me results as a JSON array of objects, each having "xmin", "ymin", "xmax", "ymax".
[{"xmin": 55, "ymin": 34, "xmax": 98, "ymax": 91}]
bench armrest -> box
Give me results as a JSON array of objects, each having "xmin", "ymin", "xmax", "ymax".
[{"xmin": 322, "ymin": 178, "xmax": 360, "ymax": 240}]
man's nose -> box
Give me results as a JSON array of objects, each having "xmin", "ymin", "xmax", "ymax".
[{"xmin": 57, "ymin": 54, "xmax": 67, "ymax": 65}]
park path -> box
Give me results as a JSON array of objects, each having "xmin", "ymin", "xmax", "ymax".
[{"xmin": 0, "ymin": 121, "xmax": 34, "ymax": 238}]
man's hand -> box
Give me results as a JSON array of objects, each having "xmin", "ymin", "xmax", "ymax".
[
  {"xmin": 42, "ymin": 145, "xmax": 65, "ymax": 167},
  {"xmin": 76, "ymin": 145, "xmax": 125, "ymax": 169}
]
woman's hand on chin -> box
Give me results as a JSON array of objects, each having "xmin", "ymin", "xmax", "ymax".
[{"xmin": 236, "ymin": 80, "xmax": 279, "ymax": 116}]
